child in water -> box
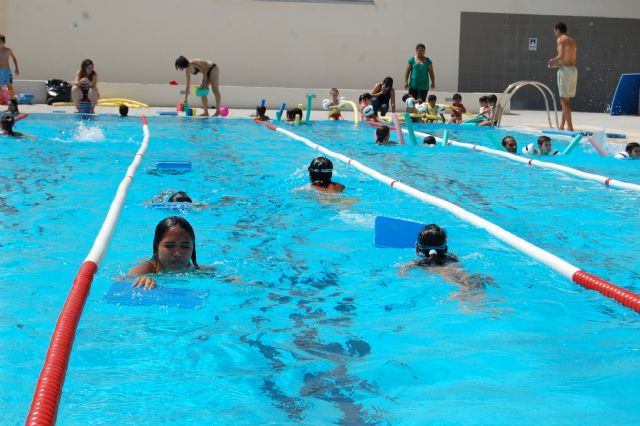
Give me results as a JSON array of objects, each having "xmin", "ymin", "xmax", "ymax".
[
  {"xmin": 128, "ymin": 216, "xmax": 200, "ymax": 289},
  {"xmin": 402, "ymin": 224, "xmax": 492, "ymax": 289},
  {"xmin": 522, "ymin": 135, "xmax": 560, "ymax": 156},
  {"xmin": 614, "ymin": 142, "xmax": 640, "ymax": 160},
  {"xmin": 375, "ymin": 125, "xmax": 397, "ymax": 145},
  {"xmin": 307, "ymin": 156, "xmax": 345, "ymax": 193},
  {"xmin": 1, "ymin": 112, "xmax": 32, "ymax": 138}
]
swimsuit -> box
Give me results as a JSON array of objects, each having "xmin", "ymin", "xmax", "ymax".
[
  {"xmin": 557, "ymin": 65, "xmax": 578, "ymax": 98},
  {"xmin": 80, "ymin": 71, "xmax": 96, "ymax": 102},
  {"xmin": 0, "ymin": 67, "xmax": 13, "ymax": 86},
  {"xmin": 193, "ymin": 63, "xmax": 216, "ymax": 79}
]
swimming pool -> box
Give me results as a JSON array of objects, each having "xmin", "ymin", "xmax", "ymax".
[{"xmin": 3, "ymin": 114, "xmax": 640, "ymax": 425}]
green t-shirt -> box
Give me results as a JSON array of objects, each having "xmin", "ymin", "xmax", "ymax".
[{"xmin": 408, "ymin": 56, "xmax": 433, "ymax": 90}]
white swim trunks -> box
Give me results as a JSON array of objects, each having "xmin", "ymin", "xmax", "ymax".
[{"xmin": 557, "ymin": 65, "xmax": 578, "ymax": 98}]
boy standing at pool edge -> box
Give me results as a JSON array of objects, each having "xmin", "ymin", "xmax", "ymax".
[{"xmin": 0, "ymin": 35, "xmax": 20, "ymax": 103}]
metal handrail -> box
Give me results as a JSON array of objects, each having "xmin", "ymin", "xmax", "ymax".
[{"xmin": 496, "ymin": 80, "xmax": 559, "ymax": 128}]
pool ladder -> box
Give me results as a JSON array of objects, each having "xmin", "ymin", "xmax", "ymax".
[{"xmin": 495, "ymin": 80, "xmax": 560, "ymax": 128}]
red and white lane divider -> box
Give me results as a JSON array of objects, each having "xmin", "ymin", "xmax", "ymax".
[
  {"xmin": 26, "ymin": 117, "xmax": 151, "ymax": 426},
  {"xmin": 366, "ymin": 121, "xmax": 640, "ymax": 192},
  {"xmin": 256, "ymin": 120, "xmax": 640, "ymax": 314}
]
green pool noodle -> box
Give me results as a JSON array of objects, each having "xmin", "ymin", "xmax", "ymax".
[
  {"xmin": 487, "ymin": 132, "xmax": 505, "ymax": 150},
  {"xmin": 404, "ymin": 112, "xmax": 418, "ymax": 145},
  {"xmin": 562, "ymin": 133, "xmax": 584, "ymax": 155},
  {"xmin": 305, "ymin": 93, "xmax": 314, "ymax": 122},
  {"xmin": 442, "ymin": 129, "xmax": 449, "ymax": 147}
]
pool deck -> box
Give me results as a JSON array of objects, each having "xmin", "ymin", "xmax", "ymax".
[{"xmin": 13, "ymin": 103, "xmax": 640, "ymax": 144}]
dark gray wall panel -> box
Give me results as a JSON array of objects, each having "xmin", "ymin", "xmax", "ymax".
[{"xmin": 459, "ymin": 12, "xmax": 640, "ymax": 112}]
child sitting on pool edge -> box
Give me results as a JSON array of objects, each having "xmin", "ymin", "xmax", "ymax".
[
  {"xmin": 425, "ymin": 95, "xmax": 445, "ymax": 123},
  {"xmin": 614, "ymin": 142, "xmax": 640, "ymax": 160},
  {"xmin": 307, "ymin": 156, "xmax": 345, "ymax": 193},
  {"xmin": 359, "ymin": 93, "xmax": 377, "ymax": 122},
  {"xmin": 128, "ymin": 216, "xmax": 202, "ymax": 290},
  {"xmin": 254, "ymin": 105, "xmax": 270, "ymax": 121},
  {"xmin": 448, "ymin": 93, "xmax": 466, "ymax": 124},
  {"xmin": 327, "ymin": 88, "xmax": 343, "ymax": 120}
]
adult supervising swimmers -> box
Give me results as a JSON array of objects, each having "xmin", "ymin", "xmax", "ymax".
[
  {"xmin": 547, "ymin": 22, "xmax": 577, "ymax": 131},
  {"xmin": 404, "ymin": 43, "xmax": 435, "ymax": 102},
  {"xmin": 175, "ymin": 56, "xmax": 221, "ymax": 116}
]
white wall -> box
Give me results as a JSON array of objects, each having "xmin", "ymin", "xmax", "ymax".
[{"xmin": 2, "ymin": 0, "xmax": 639, "ymax": 93}]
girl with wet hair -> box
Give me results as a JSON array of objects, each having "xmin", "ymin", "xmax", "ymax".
[
  {"xmin": 128, "ymin": 216, "xmax": 200, "ymax": 289},
  {"xmin": 307, "ymin": 156, "xmax": 345, "ymax": 193}
]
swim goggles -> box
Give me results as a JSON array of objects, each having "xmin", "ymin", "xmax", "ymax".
[
  {"xmin": 417, "ymin": 242, "xmax": 448, "ymax": 254},
  {"xmin": 308, "ymin": 168, "xmax": 333, "ymax": 173}
]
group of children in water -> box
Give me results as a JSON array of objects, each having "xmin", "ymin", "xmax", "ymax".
[{"xmin": 131, "ymin": 154, "xmax": 486, "ymax": 291}]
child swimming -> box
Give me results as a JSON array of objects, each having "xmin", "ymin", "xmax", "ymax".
[
  {"xmin": 128, "ymin": 216, "xmax": 200, "ymax": 289},
  {"xmin": 401, "ymin": 224, "xmax": 493, "ymax": 289},
  {"xmin": 307, "ymin": 156, "xmax": 345, "ymax": 193}
]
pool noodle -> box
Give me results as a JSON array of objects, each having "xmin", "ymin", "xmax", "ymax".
[
  {"xmin": 561, "ymin": 133, "xmax": 584, "ymax": 155},
  {"xmin": 442, "ymin": 129, "xmax": 449, "ymax": 147},
  {"xmin": 486, "ymin": 132, "xmax": 505, "ymax": 150},
  {"xmin": 305, "ymin": 93, "xmax": 314, "ymax": 122},
  {"xmin": 403, "ymin": 112, "xmax": 417, "ymax": 145},
  {"xmin": 586, "ymin": 134, "xmax": 609, "ymax": 157},
  {"xmin": 391, "ymin": 113, "xmax": 404, "ymax": 145},
  {"xmin": 276, "ymin": 103, "xmax": 286, "ymax": 121}
]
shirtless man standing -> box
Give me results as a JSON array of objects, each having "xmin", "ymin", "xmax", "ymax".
[
  {"xmin": 0, "ymin": 35, "xmax": 20, "ymax": 102},
  {"xmin": 547, "ymin": 22, "xmax": 577, "ymax": 131}
]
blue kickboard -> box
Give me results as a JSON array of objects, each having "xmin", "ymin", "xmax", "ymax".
[
  {"xmin": 103, "ymin": 281, "xmax": 208, "ymax": 308},
  {"xmin": 146, "ymin": 202, "xmax": 193, "ymax": 210},
  {"xmin": 610, "ymin": 73, "xmax": 640, "ymax": 116},
  {"xmin": 156, "ymin": 161, "xmax": 192, "ymax": 171},
  {"xmin": 374, "ymin": 216, "xmax": 426, "ymax": 248}
]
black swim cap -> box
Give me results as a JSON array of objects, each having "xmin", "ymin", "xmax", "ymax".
[{"xmin": 308, "ymin": 157, "xmax": 333, "ymax": 186}]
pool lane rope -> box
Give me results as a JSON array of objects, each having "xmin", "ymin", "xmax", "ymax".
[
  {"xmin": 26, "ymin": 117, "xmax": 151, "ymax": 426},
  {"xmin": 366, "ymin": 122, "xmax": 640, "ymax": 192},
  {"xmin": 255, "ymin": 119, "xmax": 640, "ymax": 314}
]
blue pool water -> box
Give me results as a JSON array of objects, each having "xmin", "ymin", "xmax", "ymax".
[{"xmin": 1, "ymin": 114, "xmax": 640, "ymax": 425}]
